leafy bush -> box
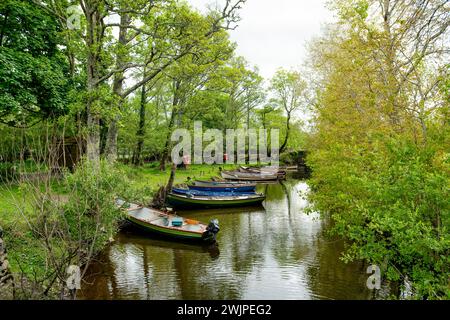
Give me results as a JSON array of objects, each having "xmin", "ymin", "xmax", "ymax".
[
  {"xmin": 62, "ymin": 160, "xmax": 127, "ymax": 257},
  {"xmin": 308, "ymin": 138, "xmax": 450, "ymax": 299},
  {"xmin": 4, "ymin": 159, "xmax": 129, "ymax": 299}
]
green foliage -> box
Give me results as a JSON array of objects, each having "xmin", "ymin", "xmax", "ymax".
[
  {"xmin": 307, "ymin": 0, "xmax": 449, "ymax": 299},
  {"xmin": 0, "ymin": 162, "xmax": 16, "ymax": 181},
  {"xmin": 0, "ymin": 0, "xmax": 70, "ymax": 127},
  {"xmin": 308, "ymin": 137, "xmax": 449, "ymax": 299},
  {"xmin": 2, "ymin": 160, "xmax": 128, "ymax": 298},
  {"xmin": 63, "ymin": 160, "xmax": 126, "ymax": 252}
]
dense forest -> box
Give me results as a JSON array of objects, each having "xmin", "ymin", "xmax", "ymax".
[
  {"xmin": 0, "ymin": 0, "xmax": 448, "ymax": 300},
  {"xmin": 0, "ymin": 0, "xmax": 305, "ymax": 168}
]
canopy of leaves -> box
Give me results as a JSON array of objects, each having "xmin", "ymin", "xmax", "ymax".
[{"xmin": 0, "ymin": 0, "xmax": 70, "ymax": 127}]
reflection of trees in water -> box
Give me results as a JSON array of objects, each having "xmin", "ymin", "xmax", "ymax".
[
  {"xmin": 268, "ymin": 181, "xmax": 311, "ymax": 266},
  {"xmin": 78, "ymin": 244, "xmax": 121, "ymax": 299},
  {"xmin": 299, "ymin": 216, "xmax": 379, "ymax": 300},
  {"xmin": 173, "ymin": 249, "xmax": 189, "ymax": 299},
  {"xmin": 303, "ymin": 235, "xmax": 373, "ymax": 300},
  {"xmin": 266, "ymin": 180, "xmax": 372, "ymax": 300},
  {"xmin": 174, "ymin": 249, "xmax": 243, "ymax": 300},
  {"xmin": 142, "ymin": 244, "xmax": 151, "ymax": 300},
  {"xmin": 163, "ymin": 209, "xmax": 272, "ymax": 299},
  {"xmin": 232, "ymin": 213, "xmax": 268, "ymax": 271},
  {"xmin": 279, "ymin": 180, "xmax": 291, "ymax": 216},
  {"xmin": 264, "ymin": 183, "xmax": 285, "ymax": 202},
  {"xmin": 79, "ymin": 180, "xmax": 377, "ymax": 300}
]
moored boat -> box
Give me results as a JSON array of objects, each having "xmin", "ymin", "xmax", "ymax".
[
  {"xmin": 221, "ymin": 170, "xmax": 281, "ymax": 181},
  {"xmin": 239, "ymin": 166, "xmax": 287, "ymax": 176},
  {"xmin": 280, "ymin": 165, "xmax": 298, "ymax": 171},
  {"xmin": 173, "ymin": 188, "xmax": 255, "ymax": 197},
  {"xmin": 194, "ymin": 180, "xmax": 256, "ymax": 186},
  {"xmin": 167, "ymin": 192, "xmax": 265, "ymax": 209},
  {"xmin": 189, "ymin": 181, "xmax": 256, "ymax": 192},
  {"xmin": 116, "ymin": 200, "xmax": 220, "ymax": 243}
]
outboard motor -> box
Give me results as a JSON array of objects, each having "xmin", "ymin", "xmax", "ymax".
[{"xmin": 203, "ymin": 219, "xmax": 220, "ymax": 243}]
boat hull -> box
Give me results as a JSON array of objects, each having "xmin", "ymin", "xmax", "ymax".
[
  {"xmin": 116, "ymin": 200, "xmax": 219, "ymax": 243},
  {"xmin": 174, "ymin": 188, "xmax": 255, "ymax": 196},
  {"xmin": 189, "ymin": 185, "xmax": 256, "ymax": 192},
  {"xmin": 167, "ymin": 193, "xmax": 265, "ymax": 209},
  {"xmin": 126, "ymin": 216, "xmax": 205, "ymax": 241},
  {"xmin": 189, "ymin": 184, "xmax": 256, "ymax": 192}
]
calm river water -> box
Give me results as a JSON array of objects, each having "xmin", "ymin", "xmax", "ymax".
[{"xmin": 78, "ymin": 179, "xmax": 391, "ymax": 300}]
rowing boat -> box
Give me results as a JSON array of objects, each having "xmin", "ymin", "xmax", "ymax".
[
  {"xmin": 280, "ymin": 165, "xmax": 298, "ymax": 171},
  {"xmin": 189, "ymin": 181, "xmax": 256, "ymax": 192},
  {"xmin": 194, "ymin": 180, "xmax": 256, "ymax": 186},
  {"xmin": 221, "ymin": 170, "xmax": 281, "ymax": 181},
  {"xmin": 167, "ymin": 192, "xmax": 265, "ymax": 209},
  {"xmin": 173, "ymin": 188, "xmax": 256, "ymax": 197},
  {"xmin": 116, "ymin": 200, "xmax": 219, "ymax": 243},
  {"xmin": 239, "ymin": 166, "xmax": 287, "ymax": 176}
]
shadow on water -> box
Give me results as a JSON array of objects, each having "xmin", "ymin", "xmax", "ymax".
[
  {"xmin": 78, "ymin": 178, "xmax": 391, "ymax": 300},
  {"xmin": 120, "ymin": 224, "xmax": 221, "ymax": 259}
]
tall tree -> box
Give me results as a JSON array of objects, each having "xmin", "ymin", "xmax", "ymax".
[
  {"xmin": 34, "ymin": 0, "xmax": 246, "ymax": 163},
  {"xmin": 270, "ymin": 69, "xmax": 307, "ymax": 154},
  {"xmin": 157, "ymin": 28, "xmax": 234, "ymax": 170},
  {"xmin": 103, "ymin": 0, "xmax": 246, "ymax": 162}
]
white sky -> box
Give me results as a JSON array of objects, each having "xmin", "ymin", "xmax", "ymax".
[{"xmin": 188, "ymin": 0, "xmax": 335, "ymax": 79}]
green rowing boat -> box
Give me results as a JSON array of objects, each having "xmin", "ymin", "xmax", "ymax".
[
  {"xmin": 116, "ymin": 200, "xmax": 219, "ymax": 243},
  {"xmin": 167, "ymin": 192, "xmax": 265, "ymax": 209}
]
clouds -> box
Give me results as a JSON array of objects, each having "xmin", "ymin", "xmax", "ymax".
[{"xmin": 189, "ymin": 0, "xmax": 334, "ymax": 79}]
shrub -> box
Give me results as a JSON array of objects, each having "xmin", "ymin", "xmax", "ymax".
[
  {"xmin": 307, "ymin": 138, "xmax": 450, "ymax": 299},
  {"xmin": 4, "ymin": 159, "xmax": 128, "ymax": 299}
]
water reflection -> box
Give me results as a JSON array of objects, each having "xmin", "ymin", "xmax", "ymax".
[{"xmin": 79, "ymin": 180, "xmax": 381, "ymax": 300}]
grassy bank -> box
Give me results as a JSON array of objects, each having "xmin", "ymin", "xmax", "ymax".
[
  {"xmin": 0, "ymin": 163, "xmax": 233, "ymax": 284},
  {"xmin": 121, "ymin": 163, "xmax": 237, "ymax": 191}
]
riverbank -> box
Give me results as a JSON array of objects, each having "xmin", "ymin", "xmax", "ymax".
[
  {"xmin": 0, "ymin": 163, "xmax": 235, "ymax": 298},
  {"xmin": 78, "ymin": 180, "xmax": 384, "ymax": 300}
]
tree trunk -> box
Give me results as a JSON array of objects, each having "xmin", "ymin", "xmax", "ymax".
[
  {"xmin": 159, "ymin": 81, "xmax": 181, "ymax": 171},
  {"xmin": 104, "ymin": 118, "xmax": 118, "ymax": 161},
  {"xmin": 133, "ymin": 83, "xmax": 147, "ymax": 166},
  {"xmin": 279, "ymin": 112, "xmax": 291, "ymax": 154},
  {"xmin": 246, "ymin": 101, "xmax": 250, "ymax": 130},
  {"xmin": 99, "ymin": 119, "xmax": 108, "ymax": 155},
  {"xmin": 85, "ymin": 74, "xmax": 101, "ymax": 163},
  {"xmin": 381, "ymin": 0, "xmax": 400, "ymax": 127},
  {"xmin": 159, "ymin": 108, "xmax": 177, "ymax": 171},
  {"xmin": 84, "ymin": 3, "xmax": 103, "ymax": 164},
  {"xmin": 166, "ymin": 163, "xmax": 177, "ymax": 193},
  {"xmin": 105, "ymin": 12, "xmax": 130, "ymax": 162}
]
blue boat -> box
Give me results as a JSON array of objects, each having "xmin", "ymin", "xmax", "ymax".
[
  {"xmin": 172, "ymin": 188, "xmax": 256, "ymax": 197},
  {"xmin": 188, "ymin": 184, "xmax": 256, "ymax": 193}
]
